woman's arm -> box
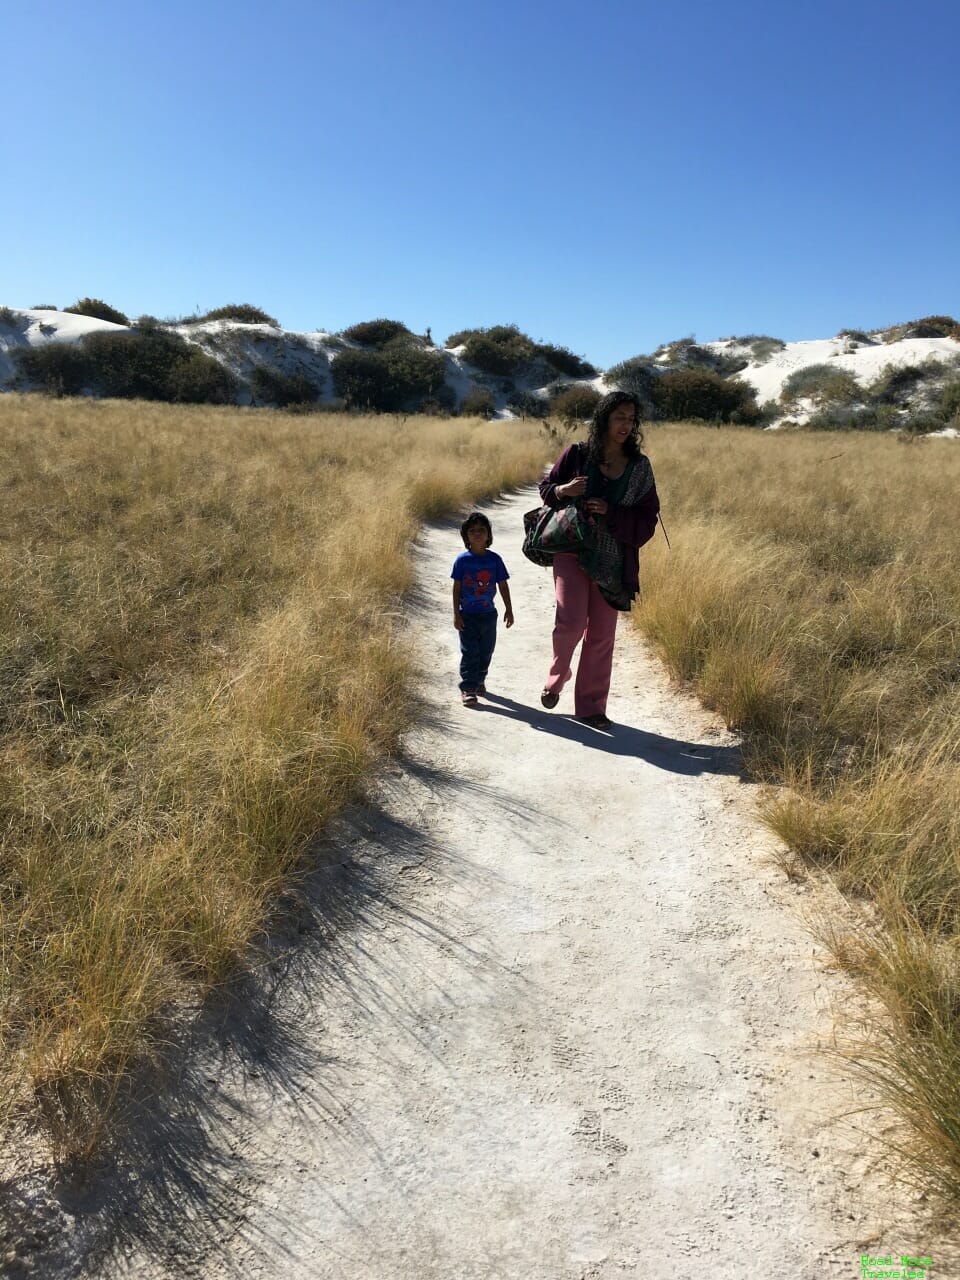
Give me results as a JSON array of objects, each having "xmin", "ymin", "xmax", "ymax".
[{"xmin": 538, "ymin": 443, "xmax": 586, "ymax": 509}]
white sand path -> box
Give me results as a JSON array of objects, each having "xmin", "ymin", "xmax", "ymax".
[{"xmin": 98, "ymin": 486, "xmax": 958, "ymax": 1280}]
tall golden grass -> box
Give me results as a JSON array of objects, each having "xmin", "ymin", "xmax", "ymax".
[
  {"xmin": 637, "ymin": 423, "xmax": 960, "ymax": 1196},
  {"xmin": 0, "ymin": 394, "xmax": 550, "ymax": 1158}
]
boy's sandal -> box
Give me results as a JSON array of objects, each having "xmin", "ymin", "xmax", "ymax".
[
  {"xmin": 540, "ymin": 689, "xmax": 559, "ymax": 709},
  {"xmin": 461, "ymin": 690, "xmax": 478, "ymax": 706},
  {"xmin": 476, "ymin": 684, "xmax": 486, "ymax": 696}
]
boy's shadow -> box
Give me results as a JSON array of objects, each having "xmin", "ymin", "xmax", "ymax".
[{"xmin": 476, "ymin": 693, "xmax": 741, "ymax": 777}]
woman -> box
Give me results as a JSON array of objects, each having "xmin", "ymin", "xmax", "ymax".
[{"xmin": 538, "ymin": 389, "xmax": 660, "ymax": 729}]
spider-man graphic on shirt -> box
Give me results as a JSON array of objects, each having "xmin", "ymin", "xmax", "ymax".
[{"xmin": 450, "ymin": 550, "xmax": 509, "ymax": 614}]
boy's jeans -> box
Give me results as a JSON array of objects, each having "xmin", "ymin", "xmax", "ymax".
[{"xmin": 459, "ymin": 611, "xmax": 497, "ymax": 691}]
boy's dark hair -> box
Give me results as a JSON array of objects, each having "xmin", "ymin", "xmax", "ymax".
[
  {"xmin": 586, "ymin": 389, "xmax": 645, "ymax": 466},
  {"xmin": 460, "ymin": 511, "xmax": 493, "ymax": 549}
]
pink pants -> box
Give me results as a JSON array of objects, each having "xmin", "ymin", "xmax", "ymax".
[{"xmin": 544, "ymin": 553, "xmax": 619, "ymax": 716}]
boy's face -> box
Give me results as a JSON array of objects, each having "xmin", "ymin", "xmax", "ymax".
[{"xmin": 466, "ymin": 522, "xmax": 490, "ymax": 553}]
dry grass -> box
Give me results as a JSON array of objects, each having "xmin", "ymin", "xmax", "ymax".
[
  {"xmin": 636, "ymin": 423, "xmax": 960, "ymax": 1196},
  {"xmin": 0, "ymin": 394, "xmax": 550, "ymax": 1159}
]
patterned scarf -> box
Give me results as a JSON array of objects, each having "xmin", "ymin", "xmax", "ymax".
[{"xmin": 578, "ymin": 452, "xmax": 655, "ymax": 611}]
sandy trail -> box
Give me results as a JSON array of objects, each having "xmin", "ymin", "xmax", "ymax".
[{"xmin": 98, "ymin": 486, "xmax": 954, "ymax": 1280}]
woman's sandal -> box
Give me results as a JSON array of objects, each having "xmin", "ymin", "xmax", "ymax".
[{"xmin": 540, "ymin": 689, "xmax": 559, "ymax": 709}]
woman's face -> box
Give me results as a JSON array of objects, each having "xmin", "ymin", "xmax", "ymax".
[{"xmin": 605, "ymin": 403, "xmax": 638, "ymax": 448}]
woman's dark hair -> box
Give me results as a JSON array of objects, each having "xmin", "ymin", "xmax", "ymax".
[
  {"xmin": 586, "ymin": 389, "xmax": 644, "ymax": 465},
  {"xmin": 460, "ymin": 511, "xmax": 493, "ymax": 549}
]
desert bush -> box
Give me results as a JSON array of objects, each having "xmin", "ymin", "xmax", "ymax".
[
  {"xmin": 548, "ymin": 385, "xmax": 600, "ymax": 422},
  {"xmin": 748, "ymin": 338, "xmax": 785, "ymax": 363},
  {"xmin": 331, "ymin": 344, "xmax": 445, "ymax": 411},
  {"xmin": 458, "ymin": 325, "xmax": 536, "ymax": 376},
  {"xmin": 882, "ymin": 315, "xmax": 960, "ymax": 343},
  {"xmin": 341, "ymin": 318, "xmax": 412, "ymax": 347},
  {"xmin": 535, "ymin": 343, "xmax": 597, "ymax": 378},
  {"xmin": 804, "ymin": 405, "xmax": 900, "ymax": 432},
  {"xmin": 250, "ymin": 365, "xmax": 322, "ymax": 408},
  {"xmin": 652, "ymin": 368, "xmax": 758, "ymax": 422},
  {"xmin": 460, "ymin": 387, "xmax": 496, "ymax": 418},
  {"xmin": 64, "ymin": 297, "xmax": 130, "ymax": 326},
  {"xmin": 444, "ymin": 329, "xmax": 475, "ymax": 349},
  {"xmin": 713, "ymin": 336, "xmax": 787, "ymax": 363},
  {"xmin": 780, "ymin": 364, "xmax": 861, "ymax": 406},
  {"xmin": 837, "ymin": 328, "xmax": 874, "ymax": 344},
  {"xmin": 937, "ymin": 379, "xmax": 960, "ymax": 422},
  {"xmin": 506, "ymin": 389, "xmax": 547, "ymax": 419},
  {"xmin": 30, "ymin": 303, "xmax": 58, "ymax": 311},
  {"xmin": 867, "ymin": 361, "xmax": 946, "ymax": 405},
  {"xmin": 0, "ymin": 306, "xmax": 18, "ymax": 327},
  {"xmin": 17, "ymin": 330, "xmax": 236, "ymax": 404},
  {"xmin": 14, "ymin": 343, "xmax": 90, "ymax": 396},
  {"xmin": 82, "ymin": 330, "xmax": 236, "ymax": 403},
  {"xmin": 186, "ymin": 304, "xmax": 279, "ymax": 327},
  {"xmin": 414, "ymin": 384, "xmax": 457, "ymax": 416},
  {"xmin": 604, "ymin": 356, "xmax": 659, "ymax": 407}
]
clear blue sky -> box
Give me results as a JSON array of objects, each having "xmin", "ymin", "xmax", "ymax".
[{"xmin": 3, "ymin": 0, "xmax": 958, "ymax": 367}]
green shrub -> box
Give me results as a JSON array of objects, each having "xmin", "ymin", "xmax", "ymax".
[
  {"xmin": 250, "ymin": 365, "xmax": 322, "ymax": 407},
  {"xmin": 740, "ymin": 336, "xmax": 786, "ymax": 363},
  {"xmin": 330, "ymin": 344, "xmax": 445, "ymax": 411},
  {"xmin": 867, "ymin": 361, "xmax": 946, "ymax": 405},
  {"xmin": 341, "ymin": 318, "xmax": 412, "ymax": 347},
  {"xmin": 506, "ymin": 389, "xmax": 547, "ymax": 419},
  {"xmin": 605, "ymin": 356, "xmax": 659, "ymax": 405},
  {"xmin": 549, "ymin": 385, "xmax": 600, "ymax": 422},
  {"xmin": 882, "ymin": 315, "xmax": 960, "ymax": 343},
  {"xmin": 416, "ymin": 383, "xmax": 457, "ymax": 415},
  {"xmin": 805, "ymin": 405, "xmax": 885, "ymax": 431},
  {"xmin": 652, "ymin": 369, "xmax": 759, "ymax": 423},
  {"xmin": 780, "ymin": 364, "xmax": 861, "ymax": 406},
  {"xmin": 460, "ymin": 387, "xmax": 497, "ymax": 418},
  {"xmin": 64, "ymin": 297, "xmax": 130, "ymax": 326},
  {"xmin": 187, "ymin": 304, "xmax": 280, "ymax": 327},
  {"xmin": 654, "ymin": 336, "xmax": 697, "ymax": 364},
  {"xmin": 535, "ymin": 344, "xmax": 597, "ymax": 378},
  {"xmin": 15, "ymin": 329, "xmax": 237, "ymax": 403},
  {"xmin": 458, "ymin": 325, "xmax": 536, "ymax": 376},
  {"xmin": 937, "ymin": 380, "xmax": 960, "ymax": 422},
  {"xmin": 445, "ymin": 329, "xmax": 476, "ymax": 349},
  {"xmin": 13, "ymin": 343, "xmax": 90, "ymax": 396},
  {"xmin": 30, "ymin": 303, "xmax": 58, "ymax": 310},
  {"xmin": 837, "ymin": 329, "xmax": 874, "ymax": 344},
  {"xmin": 0, "ymin": 306, "xmax": 17, "ymax": 327},
  {"xmin": 460, "ymin": 334, "xmax": 517, "ymax": 374}
]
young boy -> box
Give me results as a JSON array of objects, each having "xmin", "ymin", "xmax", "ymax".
[{"xmin": 451, "ymin": 511, "xmax": 513, "ymax": 706}]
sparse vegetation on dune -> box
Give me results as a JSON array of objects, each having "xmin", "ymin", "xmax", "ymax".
[
  {"xmin": 0, "ymin": 395, "xmax": 550, "ymax": 1160},
  {"xmin": 637, "ymin": 423, "xmax": 960, "ymax": 1196}
]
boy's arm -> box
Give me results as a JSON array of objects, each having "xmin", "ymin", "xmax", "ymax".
[
  {"xmin": 498, "ymin": 580, "xmax": 514, "ymax": 627},
  {"xmin": 452, "ymin": 580, "xmax": 464, "ymax": 630}
]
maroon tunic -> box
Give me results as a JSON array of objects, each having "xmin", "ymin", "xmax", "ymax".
[{"xmin": 539, "ymin": 441, "xmax": 660, "ymax": 599}]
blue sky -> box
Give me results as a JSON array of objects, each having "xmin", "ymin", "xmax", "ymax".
[{"xmin": 3, "ymin": 0, "xmax": 958, "ymax": 367}]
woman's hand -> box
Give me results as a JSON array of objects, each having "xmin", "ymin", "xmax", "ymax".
[
  {"xmin": 585, "ymin": 497, "xmax": 608, "ymax": 516},
  {"xmin": 559, "ymin": 475, "xmax": 587, "ymax": 499}
]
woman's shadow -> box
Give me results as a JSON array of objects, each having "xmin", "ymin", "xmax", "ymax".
[{"xmin": 476, "ymin": 693, "xmax": 741, "ymax": 777}]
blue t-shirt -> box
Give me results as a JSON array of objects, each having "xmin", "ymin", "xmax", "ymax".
[{"xmin": 451, "ymin": 550, "xmax": 509, "ymax": 615}]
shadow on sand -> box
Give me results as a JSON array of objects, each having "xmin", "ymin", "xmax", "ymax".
[
  {"xmin": 473, "ymin": 692, "xmax": 742, "ymax": 777},
  {"xmin": 0, "ymin": 755, "xmax": 543, "ymax": 1278}
]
